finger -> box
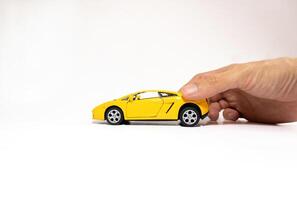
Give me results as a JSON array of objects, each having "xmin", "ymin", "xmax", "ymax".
[
  {"xmin": 223, "ymin": 108, "xmax": 240, "ymax": 121},
  {"xmin": 180, "ymin": 65, "xmax": 240, "ymax": 100},
  {"xmin": 208, "ymin": 102, "xmax": 221, "ymax": 121},
  {"xmin": 209, "ymin": 94, "xmax": 223, "ymax": 103},
  {"xmin": 219, "ymin": 99, "xmax": 229, "ymax": 109}
]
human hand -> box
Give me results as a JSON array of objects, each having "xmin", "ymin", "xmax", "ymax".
[{"xmin": 180, "ymin": 57, "xmax": 297, "ymax": 123}]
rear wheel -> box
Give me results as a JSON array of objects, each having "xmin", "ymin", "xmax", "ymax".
[
  {"xmin": 105, "ymin": 107, "xmax": 124, "ymax": 125},
  {"xmin": 179, "ymin": 107, "xmax": 200, "ymax": 127}
]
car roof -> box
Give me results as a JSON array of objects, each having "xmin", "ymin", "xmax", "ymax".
[
  {"xmin": 118, "ymin": 90, "xmax": 181, "ymax": 99},
  {"xmin": 134, "ymin": 90, "xmax": 179, "ymax": 95}
]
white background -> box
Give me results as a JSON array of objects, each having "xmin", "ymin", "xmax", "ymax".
[{"xmin": 1, "ymin": 0, "xmax": 297, "ymax": 199}]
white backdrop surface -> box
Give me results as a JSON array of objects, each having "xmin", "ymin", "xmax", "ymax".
[{"xmin": 1, "ymin": 0, "xmax": 297, "ymax": 199}]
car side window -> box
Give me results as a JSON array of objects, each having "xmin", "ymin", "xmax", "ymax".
[{"xmin": 136, "ymin": 92, "xmax": 160, "ymax": 100}]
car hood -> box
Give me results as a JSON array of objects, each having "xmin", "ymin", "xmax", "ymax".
[{"xmin": 92, "ymin": 99, "xmax": 118, "ymax": 112}]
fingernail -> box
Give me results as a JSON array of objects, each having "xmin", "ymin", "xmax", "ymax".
[{"xmin": 181, "ymin": 83, "xmax": 199, "ymax": 99}]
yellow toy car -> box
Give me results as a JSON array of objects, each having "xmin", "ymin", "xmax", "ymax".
[{"xmin": 92, "ymin": 90, "xmax": 208, "ymax": 127}]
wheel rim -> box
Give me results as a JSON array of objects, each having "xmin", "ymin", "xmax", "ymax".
[
  {"xmin": 107, "ymin": 109, "xmax": 121, "ymax": 124},
  {"xmin": 182, "ymin": 109, "xmax": 198, "ymax": 125}
]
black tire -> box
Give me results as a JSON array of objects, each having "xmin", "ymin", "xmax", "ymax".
[
  {"xmin": 105, "ymin": 107, "xmax": 124, "ymax": 125},
  {"xmin": 179, "ymin": 107, "xmax": 200, "ymax": 127}
]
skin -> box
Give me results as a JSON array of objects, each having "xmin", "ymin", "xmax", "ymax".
[{"xmin": 180, "ymin": 57, "xmax": 297, "ymax": 123}]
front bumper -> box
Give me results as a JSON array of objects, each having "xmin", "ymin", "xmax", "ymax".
[{"xmin": 92, "ymin": 105, "xmax": 105, "ymax": 120}]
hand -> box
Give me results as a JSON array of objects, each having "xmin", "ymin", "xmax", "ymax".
[{"xmin": 180, "ymin": 57, "xmax": 297, "ymax": 123}]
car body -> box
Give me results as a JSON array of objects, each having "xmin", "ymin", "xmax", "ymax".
[{"xmin": 92, "ymin": 90, "xmax": 208, "ymax": 126}]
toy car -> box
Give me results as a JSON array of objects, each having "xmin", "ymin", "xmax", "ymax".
[{"xmin": 92, "ymin": 90, "xmax": 209, "ymax": 127}]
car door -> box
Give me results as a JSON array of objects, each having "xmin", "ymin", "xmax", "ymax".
[
  {"xmin": 126, "ymin": 92, "xmax": 164, "ymax": 118},
  {"xmin": 158, "ymin": 92, "xmax": 178, "ymax": 118}
]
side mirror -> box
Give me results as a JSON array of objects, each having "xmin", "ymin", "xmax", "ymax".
[{"xmin": 135, "ymin": 95, "xmax": 140, "ymax": 100}]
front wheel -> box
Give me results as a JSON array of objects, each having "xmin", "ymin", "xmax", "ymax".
[
  {"xmin": 105, "ymin": 107, "xmax": 124, "ymax": 125},
  {"xmin": 179, "ymin": 107, "xmax": 200, "ymax": 127}
]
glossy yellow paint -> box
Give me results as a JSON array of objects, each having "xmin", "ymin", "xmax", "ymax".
[{"xmin": 92, "ymin": 90, "xmax": 209, "ymax": 121}]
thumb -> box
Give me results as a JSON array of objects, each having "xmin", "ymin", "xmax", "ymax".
[{"xmin": 180, "ymin": 66, "xmax": 239, "ymax": 99}]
